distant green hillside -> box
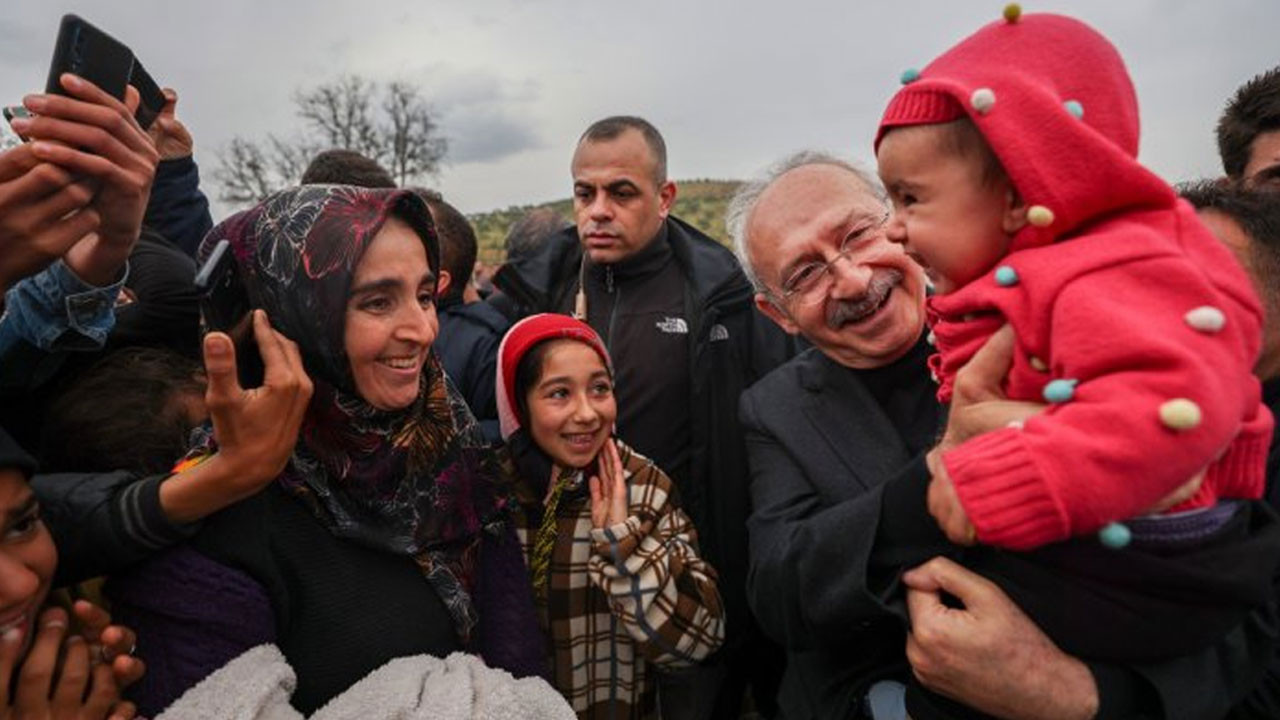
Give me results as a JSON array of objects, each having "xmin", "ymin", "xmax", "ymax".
[{"xmin": 470, "ymin": 179, "xmax": 742, "ymax": 265}]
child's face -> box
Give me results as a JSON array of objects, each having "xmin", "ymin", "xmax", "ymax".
[
  {"xmin": 524, "ymin": 340, "xmax": 616, "ymax": 470},
  {"xmin": 877, "ymin": 124, "xmax": 1016, "ymax": 294}
]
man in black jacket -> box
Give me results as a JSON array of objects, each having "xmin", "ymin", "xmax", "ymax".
[
  {"xmin": 493, "ymin": 116, "xmax": 792, "ymax": 718},
  {"xmin": 734, "ymin": 151, "xmax": 1280, "ymax": 719}
]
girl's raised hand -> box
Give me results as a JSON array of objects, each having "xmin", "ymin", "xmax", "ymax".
[{"xmin": 588, "ymin": 439, "xmax": 628, "ymax": 530}]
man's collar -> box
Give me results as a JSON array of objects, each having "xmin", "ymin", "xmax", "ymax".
[
  {"xmin": 800, "ymin": 328, "xmax": 931, "ymax": 391},
  {"xmin": 586, "ymin": 222, "xmax": 672, "ymax": 280}
]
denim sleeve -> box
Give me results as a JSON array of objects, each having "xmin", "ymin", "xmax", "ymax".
[{"xmin": 0, "ymin": 259, "xmax": 128, "ymax": 355}]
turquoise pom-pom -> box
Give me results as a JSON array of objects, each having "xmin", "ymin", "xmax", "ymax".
[
  {"xmin": 994, "ymin": 265, "xmax": 1019, "ymax": 286},
  {"xmin": 900, "ymin": 68, "xmax": 921, "ymax": 85},
  {"xmin": 1099, "ymin": 522, "xmax": 1132, "ymax": 549},
  {"xmin": 1064, "ymin": 99, "xmax": 1084, "ymax": 119},
  {"xmin": 1042, "ymin": 378, "xmax": 1079, "ymax": 403}
]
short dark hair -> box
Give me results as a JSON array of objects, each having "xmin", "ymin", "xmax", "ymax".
[
  {"xmin": 1217, "ymin": 67, "xmax": 1280, "ymax": 179},
  {"xmin": 936, "ymin": 118, "xmax": 1008, "ymax": 188},
  {"xmin": 1180, "ymin": 179, "xmax": 1280, "ymax": 296},
  {"xmin": 412, "ymin": 188, "xmax": 477, "ymax": 303},
  {"xmin": 504, "ymin": 208, "xmax": 571, "ymax": 262},
  {"xmin": 579, "ymin": 116, "xmax": 667, "ymax": 185},
  {"xmin": 40, "ymin": 347, "xmax": 206, "ymax": 475},
  {"xmin": 301, "ymin": 149, "xmax": 397, "ymax": 188}
]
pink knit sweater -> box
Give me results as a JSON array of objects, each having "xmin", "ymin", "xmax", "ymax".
[{"xmin": 929, "ymin": 205, "xmax": 1270, "ymax": 549}]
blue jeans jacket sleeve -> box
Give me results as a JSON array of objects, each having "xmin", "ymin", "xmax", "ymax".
[{"xmin": 0, "ymin": 259, "xmax": 128, "ymax": 356}]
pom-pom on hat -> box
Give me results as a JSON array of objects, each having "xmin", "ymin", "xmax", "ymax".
[{"xmin": 496, "ymin": 314, "xmax": 614, "ymax": 440}]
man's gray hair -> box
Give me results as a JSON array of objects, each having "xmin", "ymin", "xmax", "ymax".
[{"xmin": 727, "ymin": 150, "xmax": 884, "ymax": 293}]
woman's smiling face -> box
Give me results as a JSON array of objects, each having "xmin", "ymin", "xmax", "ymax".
[
  {"xmin": 344, "ymin": 216, "xmax": 439, "ymax": 410},
  {"xmin": 525, "ymin": 340, "xmax": 616, "ymax": 469}
]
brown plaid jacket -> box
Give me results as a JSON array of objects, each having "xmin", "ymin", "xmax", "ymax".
[{"xmin": 513, "ymin": 441, "xmax": 725, "ymax": 719}]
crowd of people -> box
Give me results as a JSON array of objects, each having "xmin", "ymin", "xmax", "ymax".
[{"xmin": 3, "ymin": 7, "xmax": 1280, "ymax": 720}]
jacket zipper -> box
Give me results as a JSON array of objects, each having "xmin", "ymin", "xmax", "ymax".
[{"xmin": 605, "ymin": 266, "xmax": 620, "ymax": 348}]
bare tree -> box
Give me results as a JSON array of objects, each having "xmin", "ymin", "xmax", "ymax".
[
  {"xmin": 215, "ymin": 75, "xmax": 448, "ymax": 205},
  {"xmin": 213, "ymin": 138, "xmax": 278, "ymax": 205},
  {"xmin": 382, "ymin": 81, "xmax": 448, "ymax": 187},
  {"xmin": 295, "ymin": 75, "xmax": 382, "ymax": 161}
]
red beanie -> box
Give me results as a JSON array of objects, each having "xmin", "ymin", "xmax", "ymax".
[{"xmin": 496, "ymin": 314, "xmax": 613, "ymax": 440}]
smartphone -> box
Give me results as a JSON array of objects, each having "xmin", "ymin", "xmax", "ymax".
[
  {"xmin": 44, "ymin": 14, "xmax": 164, "ymax": 130},
  {"xmin": 3, "ymin": 106, "xmax": 31, "ymax": 141},
  {"xmin": 128, "ymin": 58, "xmax": 166, "ymax": 130},
  {"xmin": 45, "ymin": 15, "xmax": 134, "ymax": 102},
  {"xmin": 194, "ymin": 240, "xmax": 264, "ymax": 386},
  {"xmin": 194, "ymin": 240, "xmax": 248, "ymax": 332}
]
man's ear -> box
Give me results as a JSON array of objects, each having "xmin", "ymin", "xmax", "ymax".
[
  {"xmin": 657, "ymin": 180, "xmax": 677, "ymax": 219},
  {"xmin": 436, "ymin": 270, "xmax": 452, "ymax": 300},
  {"xmin": 1002, "ymin": 184, "xmax": 1029, "ymax": 234},
  {"xmin": 755, "ymin": 292, "xmax": 800, "ymax": 335}
]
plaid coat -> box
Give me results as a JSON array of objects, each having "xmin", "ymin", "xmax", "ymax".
[{"xmin": 513, "ymin": 441, "xmax": 725, "ymax": 719}]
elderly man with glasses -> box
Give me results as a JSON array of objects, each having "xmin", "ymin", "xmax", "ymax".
[{"xmin": 731, "ymin": 151, "xmax": 1280, "ymax": 720}]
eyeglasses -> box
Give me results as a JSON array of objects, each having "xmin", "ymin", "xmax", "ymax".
[{"xmin": 775, "ymin": 211, "xmax": 891, "ymax": 306}]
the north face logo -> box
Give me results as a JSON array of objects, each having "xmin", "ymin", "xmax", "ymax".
[
  {"xmin": 656, "ymin": 317, "xmax": 689, "ymax": 334},
  {"xmin": 709, "ymin": 324, "xmax": 729, "ymax": 342}
]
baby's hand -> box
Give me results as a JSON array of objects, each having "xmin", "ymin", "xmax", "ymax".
[{"xmin": 926, "ymin": 449, "xmax": 977, "ymax": 546}]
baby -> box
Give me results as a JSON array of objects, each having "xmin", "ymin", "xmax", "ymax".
[{"xmin": 874, "ymin": 6, "xmax": 1280, "ymax": 677}]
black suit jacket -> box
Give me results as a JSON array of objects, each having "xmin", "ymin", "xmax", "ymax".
[{"xmin": 741, "ymin": 346, "xmax": 940, "ymax": 719}]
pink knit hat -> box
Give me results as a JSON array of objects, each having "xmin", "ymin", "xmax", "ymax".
[
  {"xmin": 495, "ymin": 314, "xmax": 614, "ymax": 440},
  {"xmin": 874, "ymin": 9, "xmax": 1174, "ymax": 252}
]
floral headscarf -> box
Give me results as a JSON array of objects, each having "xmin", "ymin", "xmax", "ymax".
[{"xmin": 196, "ymin": 185, "xmax": 508, "ymax": 642}]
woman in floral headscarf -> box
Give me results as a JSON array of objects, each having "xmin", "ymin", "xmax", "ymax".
[{"xmin": 109, "ymin": 185, "xmax": 543, "ymax": 716}]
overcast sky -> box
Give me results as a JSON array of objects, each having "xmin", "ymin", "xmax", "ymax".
[{"xmin": 2, "ymin": 1, "xmax": 1277, "ymax": 219}]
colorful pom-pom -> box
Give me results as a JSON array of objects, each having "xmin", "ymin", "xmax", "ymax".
[
  {"xmin": 1064, "ymin": 99, "xmax": 1084, "ymax": 119},
  {"xmin": 1160, "ymin": 399, "xmax": 1202, "ymax": 431},
  {"xmin": 971, "ymin": 88, "xmax": 997, "ymax": 114},
  {"xmin": 994, "ymin": 265, "xmax": 1019, "ymax": 286},
  {"xmin": 1184, "ymin": 306, "xmax": 1226, "ymax": 333},
  {"xmin": 1043, "ymin": 378, "xmax": 1078, "ymax": 403},
  {"xmin": 1003, "ymin": 3, "xmax": 1023, "ymax": 23},
  {"xmin": 1099, "ymin": 522, "xmax": 1132, "ymax": 549},
  {"xmin": 901, "ymin": 68, "xmax": 921, "ymax": 85},
  {"xmin": 1027, "ymin": 205, "xmax": 1055, "ymax": 228}
]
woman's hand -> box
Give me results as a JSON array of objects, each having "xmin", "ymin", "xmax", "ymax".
[
  {"xmin": 588, "ymin": 439, "xmax": 628, "ymax": 530},
  {"xmin": 0, "ymin": 607, "xmax": 131, "ymax": 720}
]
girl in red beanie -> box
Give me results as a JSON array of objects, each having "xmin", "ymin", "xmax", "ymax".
[{"xmin": 496, "ymin": 313, "xmax": 724, "ymax": 719}]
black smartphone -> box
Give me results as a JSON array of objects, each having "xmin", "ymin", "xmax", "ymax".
[
  {"xmin": 44, "ymin": 14, "xmax": 164, "ymax": 130},
  {"xmin": 45, "ymin": 15, "xmax": 134, "ymax": 102},
  {"xmin": 194, "ymin": 240, "xmax": 248, "ymax": 332},
  {"xmin": 128, "ymin": 58, "xmax": 166, "ymax": 130},
  {"xmin": 194, "ymin": 240, "xmax": 264, "ymax": 387}
]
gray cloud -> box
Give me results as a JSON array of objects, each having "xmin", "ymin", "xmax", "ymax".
[
  {"xmin": 444, "ymin": 109, "xmax": 541, "ymax": 164},
  {"xmin": 3, "ymin": 0, "xmax": 1278, "ymax": 217},
  {"xmin": 0, "ymin": 20, "xmax": 43, "ymax": 64}
]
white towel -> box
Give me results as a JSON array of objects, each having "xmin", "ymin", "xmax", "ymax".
[{"xmin": 158, "ymin": 646, "xmax": 574, "ymax": 720}]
